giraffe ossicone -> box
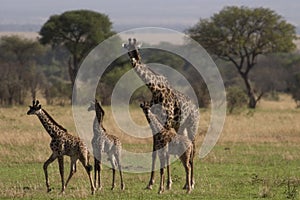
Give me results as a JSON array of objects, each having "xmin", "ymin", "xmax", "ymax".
[{"xmin": 122, "ymin": 38, "xmax": 142, "ymax": 64}]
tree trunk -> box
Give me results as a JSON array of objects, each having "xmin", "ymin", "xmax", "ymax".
[
  {"xmin": 241, "ymin": 73, "xmax": 257, "ymax": 109},
  {"xmin": 68, "ymin": 56, "xmax": 78, "ymax": 103},
  {"xmin": 248, "ymin": 93, "xmax": 257, "ymax": 108}
]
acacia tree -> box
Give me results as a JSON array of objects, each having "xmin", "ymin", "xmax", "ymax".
[
  {"xmin": 187, "ymin": 6, "xmax": 296, "ymax": 108},
  {"xmin": 39, "ymin": 10, "xmax": 114, "ymax": 100}
]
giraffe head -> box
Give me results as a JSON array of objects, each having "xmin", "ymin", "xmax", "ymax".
[
  {"xmin": 87, "ymin": 100, "xmax": 96, "ymax": 111},
  {"xmin": 27, "ymin": 100, "xmax": 42, "ymax": 115},
  {"xmin": 122, "ymin": 38, "xmax": 142, "ymax": 65},
  {"xmin": 88, "ymin": 99, "xmax": 105, "ymax": 122}
]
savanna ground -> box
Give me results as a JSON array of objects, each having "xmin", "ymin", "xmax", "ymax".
[{"xmin": 1, "ymin": 94, "xmax": 300, "ymax": 199}]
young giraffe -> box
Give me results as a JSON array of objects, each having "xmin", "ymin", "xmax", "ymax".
[
  {"xmin": 140, "ymin": 102, "xmax": 193, "ymax": 194},
  {"xmin": 123, "ymin": 38, "xmax": 199, "ymax": 189},
  {"xmin": 26, "ymin": 100, "xmax": 95, "ymax": 194},
  {"xmin": 87, "ymin": 99, "xmax": 125, "ymax": 190},
  {"xmin": 87, "ymin": 99, "xmax": 105, "ymax": 190}
]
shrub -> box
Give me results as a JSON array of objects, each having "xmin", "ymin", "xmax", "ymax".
[{"xmin": 226, "ymin": 86, "xmax": 248, "ymax": 113}]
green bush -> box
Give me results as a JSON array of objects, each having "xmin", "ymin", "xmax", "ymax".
[{"xmin": 226, "ymin": 86, "xmax": 248, "ymax": 113}]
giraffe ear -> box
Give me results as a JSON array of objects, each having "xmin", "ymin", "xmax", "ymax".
[
  {"xmin": 140, "ymin": 102, "xmax": 144, "ymax": 108},
  {"xmin": 38, "ymin": 105, "xmax": 41, "ymax": 109}
]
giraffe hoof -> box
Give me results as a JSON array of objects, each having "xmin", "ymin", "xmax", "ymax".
[
  {"xmin": 145, "ymin": 185, "xmax": 153, "ymax": 190},
  {"xmin": 191, "ymin": 184, "xmax": 195, "ymax": 190},
  {"xmin": 121, "ymin": 184, "xmax": 125, "ymax": 190},
  {"xmin": 167, "ymin": 182, "xmax": 172, "ymax": 190},
  {"xmin": 47, "ymin": 188, "xmax": 52, "ymax": 193},
  {"xmin": 182, "ymin": 184, "xmax": 189, "ymax": 190},
  {"xmin": 91, "ymin": 187, "xmax": 96, "ymax": 195}
]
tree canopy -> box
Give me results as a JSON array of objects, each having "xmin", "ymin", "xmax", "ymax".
[
  {"xmin": 39, "ymin": 10, "xmax": 114, "ymax": 100},
  {"xmin": 187, "ymin": 6, "xmax": 297, "ymax": 108}
]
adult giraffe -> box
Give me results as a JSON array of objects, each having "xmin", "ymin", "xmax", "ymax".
[{"xmin": 123, "ymin": 38, "xmax": 199, "ymax": 190}]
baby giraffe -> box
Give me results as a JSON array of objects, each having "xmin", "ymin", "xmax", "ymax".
[
  {"xmin": 27, "ymin": 100, "xmax": 95, "ymax": 194},
  {"xmin": 88, "ymin": 99, "xmax": 125, "ymax": 190},
  {"xmin": 140, "ymin": 102, "xmax": 193, "ymax": 194}
]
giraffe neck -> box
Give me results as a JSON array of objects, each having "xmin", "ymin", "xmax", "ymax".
[
  {"xmin": 92, "ymin": 117, "xmax": 105, "ymax": 137},
  {"xmin": 134, "ymin": 63, "xmax": 171, "ymax": 94},
  {"xmin": 36, "ymin": 109, "xmax": 67, "ymax": 138},
  {"xmin": 145, "ymin": 110, "xmax": 165, "ymax": 135},
  {"xmin": 95, "ymin": 104, "xmax": 103, "ymax": 124},
  {"xmin": 95, "ymin": 103, "xmax": 106, "ymax": 132}
]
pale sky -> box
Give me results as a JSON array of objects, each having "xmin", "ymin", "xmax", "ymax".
[{"xmin": 0, "ymin": 0, "xmax": 299, "ymax": 32}]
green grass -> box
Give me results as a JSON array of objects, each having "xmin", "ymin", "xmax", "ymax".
[
  {"xmin": 1, "ymin": 143, "xmax": 300, "ymax": 199},
  {"xmin": 1, "ymin": 95, "xmax": 300, "ymax": 199}
]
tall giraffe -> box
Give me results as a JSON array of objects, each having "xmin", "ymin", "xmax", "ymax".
[
  {"xmin": 123, "ymin": 38, "xmax": 199, "ymax": 189},
  {"xmin": 140, "ymin": 102, "xmax": 193, "ymax": 194},
  {"xmin": 87, "ymin": 99, "xmax": 125, "ymax": 190},
  {"xmin": 26, "ymin": 100, "xmax": 95, "ymax": 194}
]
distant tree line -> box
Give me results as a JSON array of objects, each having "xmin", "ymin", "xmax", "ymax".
[
  {"xmin": 0, "ymin": 33, "xmax": 210, "ymax": 107},
  {"xmin": 0, "ymin": 7, "xmax": 300, "ymax": 110},
  {"xmin": 0, "ymin": 35, "xmax": 70, "ymax": 105}
]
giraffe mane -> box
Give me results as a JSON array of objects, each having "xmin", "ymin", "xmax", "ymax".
[
  {"xmin": 95, "ymin": 99, "xmax": 105, "ymax": 117},
  {"xmin": 42, "ymin": 109, "xmax": 68, "ymax": 132}
]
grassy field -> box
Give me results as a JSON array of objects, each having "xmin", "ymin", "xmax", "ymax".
[{"xmin": 1, "ymin": 94, "xmax": 300, "ymax": 199}]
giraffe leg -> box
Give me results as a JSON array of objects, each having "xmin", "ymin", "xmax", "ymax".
[
  {"xmin": 94, "ymin": 158, "xmax": 98, "ymax": 188},
  {"xmin": 184, "ymin": 161, "xmax": 192, "ymax": 194},
  {"xmin": 190, "ymin": 160, "xmax": 194, "ymax": 189},
  {"xmin": 43, "ymin": 153, "xmax": 57, "ymax": 193},
  {"xmin": 111, "ymin": 168, "xmax": 116, "ymax": 190},
  {"xmin": 146, "ymin": 148, "xmax": 157, "ymax": 190},
  {"xmin": 115, "ymin": 154, "xmax": 125, "ymax": 190},
  {"xmin": 158, "ymin": 152, "xmax": 166, "ymax": 194},
  {"xmin": 187, "ymin": 126, "xmax": 196, "ymax": 188},
  {"xmin": 79, "ymin": 153, "xmax": 95, "ymax": 194},
  {"xmin": 94, "ymin": 158, "xmax": 102, "ymax": 190},
  {"xmin": 190, "ymin": 144, "xmax": 195, "ymax": 189},
  {"xmin": 65, "ymin": 157, "xmax": 77, "ymax": 188},
  {"xmin": 57, "ymin": 156, "xmax": 65, "ymax": 194},
  {"xmin": 185, "ymin": 123, "xmax": 197, "ymax": 189},
  {"xmin": 181, "ymin": 148, "xmax": 194, "ymax": 193},
  {"xmin": 166, "ymin": 153, "xmax": 172, "ymax": 190},
  {"xmin": 179, "ymin": 153, "xmax": 191, "ymax": 193},
  {"xmin": 98, "ymin": 155, "xmax": 102, "ymax": 191},
  {"xmin": 109, "ymin": 156, "xmax": 116, "ymax": 190}
]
